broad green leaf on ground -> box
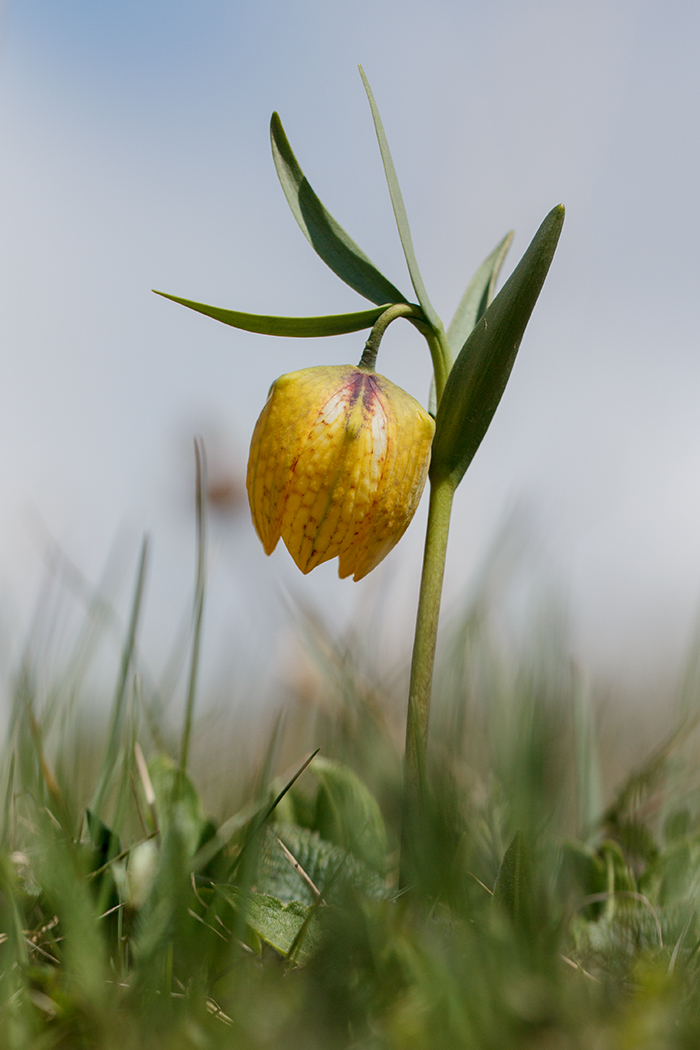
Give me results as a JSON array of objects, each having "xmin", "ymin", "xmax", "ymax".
[
  {"xmin": 447, "ymin": 231, "xmax": 514, "ymax": 356},
  {"xmin": 492, "ymin": 830, "xmax": 533, "ymax": 927},
  {"xmin": 257, "ymin": 823, "xmax": 389, "ymax": 905},
  {"xmin": 310, "ymin": 756, "xmax": 387, "ymax": 874},
  {"xmin": 359, "ymin": 67, "xmax": 441, "ymax": 331},
  {"xmin": 153, "ymin": 291, "xmax": 392, "ymax": 338},
  {"xmin": 215, "ymin": 886, "xmax": 324, "ymax": 962},
  {"xmin": 148, "ymin": 753, "xmax": 206, "ymax": 859},
  {"xmin": 431, "ymin": 205, "xmax": 564, "ymax": 488},
  {"xmin": 572, "ymin": 905, "xmax": 685, "ymax": 975},
  {"xmin": 270, "ymin": 112, "xmax": 408, "ymax": 307}
]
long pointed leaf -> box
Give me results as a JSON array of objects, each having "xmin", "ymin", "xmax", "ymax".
[
  {"xmin": 447, "ymin": 231, "xmax": 514, "ymax": 355},
  {"xmin": 359, "ymin": 67, "xmax": 441, "ymax": 331},
  {"xmin": 270, "ymin": 112, "xmax": 407, "ymax": 307},
  {"xmin": 154, "ymin": 291, "xmax": 391, "ymax": 338},
  {"xmin": 431, "ymin": 205, "xmax": 564, "ymax": 488}
]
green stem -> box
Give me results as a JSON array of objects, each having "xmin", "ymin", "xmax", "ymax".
[
  {"xmin": 404, "ymin": 475, "xmax": 455, "ymax": 800},
  {"xmin": 424, "ymin": 326, "xmax": 452, "ymax": 405},
  {"xmin": 360, "ymin": 307, "xmax": 454, "ymax": 886},
  {"xmin": 358, "ymin": 303, "xmax": 424, "ymax": 371},
  {"xmin": 402, "ymin": 323, "xmax": 453, "ymax": 800}
]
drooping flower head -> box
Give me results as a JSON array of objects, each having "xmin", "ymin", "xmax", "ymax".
[{"xmin": 247, "ymin": 364, "xmax": 435, "ymax": 581}]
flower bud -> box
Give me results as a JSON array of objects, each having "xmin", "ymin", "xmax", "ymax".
[{"xmin": 247, "ymin": 364, "xmax": 435, "ymax": 581}]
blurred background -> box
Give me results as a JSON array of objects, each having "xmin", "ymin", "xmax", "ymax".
[{"xmin": 1, "ymin": 0, "xmax": 700, "ymax": 720}]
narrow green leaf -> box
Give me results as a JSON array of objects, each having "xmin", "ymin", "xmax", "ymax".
[
  {"xmin": 270, "ymin": 112, "xmax": 408, "ymax": 307},
  {"xmin": 492, "ymin": 830, "xmax": 533, "ymax": 926},
  {"xmin": 154, "ymin": 290, "xmax": 392, "ymax": 338},
  {"xmin": 359, "ymin": 67, "xmax": 441, "ymax": 331},
  {"xmin": 431, "ymin": 205, "xmax": 564, "ymax": 487},
  {"xmin": 447, "ymin": 231, "xmax": 514, "ymax": 356}
]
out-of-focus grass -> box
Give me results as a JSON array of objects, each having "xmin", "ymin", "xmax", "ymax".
[{"xmin": 3, "ymin": 527, "xmax": 700, "ymax": 1048}]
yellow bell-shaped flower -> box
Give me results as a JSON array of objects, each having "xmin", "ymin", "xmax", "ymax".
[{"xmin": 247, "ymin": 364, "xmax": 435, "ymax": 581}]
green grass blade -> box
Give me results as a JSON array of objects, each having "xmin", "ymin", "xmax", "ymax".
[
  {"xmin": 359, "ymin": 67, "xmax": 441, "ymax": 332},
  {"xmin": 153, "ymin": 291, "xmax": 394, "ymax": 337},
  {"xmin": 190, "ymin": 749, "xmax": 320, "ymax": 875},
  {"xmin": 2, "ymin": 752, "xmax": 15, "ymax": 847},
  {"xmin": 180, "ymin": 437, "xmax": 207, "ymax": 775},
  {"xmin": 447, "ymin": 231, "xmax": 514, "ymax": 356},
  {"xmin": 270, "ymin": 112, "xmax": 408, "ymax": 307},
  {"xmin": 431, "ymin": 205, "xmax": 564, "ymax": 488},
  {"xmin": 92, "ymin": 536, "xmax": 150, "ymax": 818},
  {"xmin": 34, "ymin": 817, "xmax": 110, "ymax": 1011},
  {"xmin": 0, "ymin": 854, "xmax": 30, "ymax": 974},
  {"xmin": 572, "ymin": 673, "xmax": 603, "ymax": 837}
]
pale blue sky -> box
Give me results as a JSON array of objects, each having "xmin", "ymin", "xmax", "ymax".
[{"xmin": 2, "ymin": 0, "xmax": 700, "ymax": 699}]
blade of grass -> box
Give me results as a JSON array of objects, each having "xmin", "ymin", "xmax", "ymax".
[
  {"xmin": 190, "ymin": 748, "xmax": 320, "ymax": 874},
  {"xmin": 2, "ymin": 752, "xmax": 15, "ymax": 847},
  {"xmin": 92, "ymin": 536, "xmax": 150, "ymax": 817},
  {"xmin": 180, "ymin": 437, "xmax": 208, "ymax": 774},
  {"xmin": 0, "ymin": 854, "xmax": 29, "ymax": 968}
]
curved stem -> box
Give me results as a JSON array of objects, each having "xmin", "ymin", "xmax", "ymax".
[
  {"xmin": 423, "ymin": 326, "xmax": 452, "ymax": 406},
  {"xmin": 358, "ymin": 303, "xmax": 425, "ymax": 371}
]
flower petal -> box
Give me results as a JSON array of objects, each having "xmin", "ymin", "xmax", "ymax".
[{"xmin": 247, "ymin": 364, "xmax": 435, "ymax": 580}]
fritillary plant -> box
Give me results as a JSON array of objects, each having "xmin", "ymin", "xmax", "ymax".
[{"xmin": 156, "ymin": 67, "xmax": 564, "ymax": 880}]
